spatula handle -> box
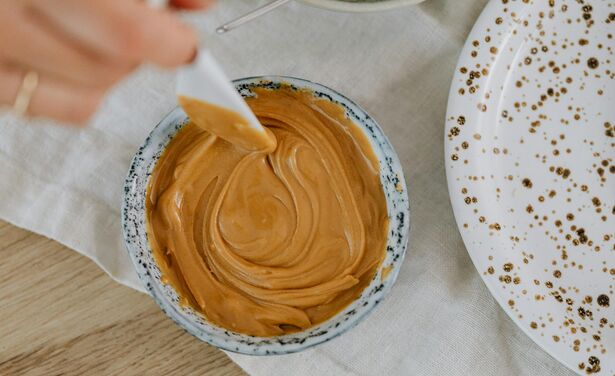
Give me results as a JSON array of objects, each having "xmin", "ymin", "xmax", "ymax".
[{"xmin": 216, "ymin": 0, "xmax": 292, "ymax": 34}]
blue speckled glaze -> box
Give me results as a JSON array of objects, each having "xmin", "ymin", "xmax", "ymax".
[{"xmin": 121, "ymin": 76, "xmax": 410, "ymax": 355}]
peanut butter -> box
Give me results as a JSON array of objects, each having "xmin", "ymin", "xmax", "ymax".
[{"xmin": 146, "ymin": 86, "xmax": 388, "ymax": 337}]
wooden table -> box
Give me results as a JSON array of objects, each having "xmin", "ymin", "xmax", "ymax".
[{"xmin": 0, "ymin": 220, "xmax": 245, "ymax": 376}]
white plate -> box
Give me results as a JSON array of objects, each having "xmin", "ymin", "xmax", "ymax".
[
  {"xmin": 445, "ymin": 1, "xmax": 614, "ymax": 374},
  {"xmin": 301, "ymin": 0, "xmax": 424, "ymax": 12}
]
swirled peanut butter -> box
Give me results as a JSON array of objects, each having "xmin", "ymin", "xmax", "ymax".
[{"xmin": 146, "ymin": 85, "xmax": 388, "ymax": 336}]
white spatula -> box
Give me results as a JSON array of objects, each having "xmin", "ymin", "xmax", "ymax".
[{"xmin": 176, "ymin": 50, "xmax": 275, "ymax": 151}]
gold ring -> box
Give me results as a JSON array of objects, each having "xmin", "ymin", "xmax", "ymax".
[{"xmin": 13, "ymin": 71, "xmax": 39, "ymax": 117}]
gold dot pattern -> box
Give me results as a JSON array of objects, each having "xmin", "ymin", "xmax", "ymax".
[{"xmin": 446, "ymin": 0, "xmax": 614, "ymax": 373}]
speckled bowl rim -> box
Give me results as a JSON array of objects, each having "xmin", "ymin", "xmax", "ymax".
[
  {"xmin": 121, "ymin": 76, "xmax": 410, "ymax": 355},
  {"xmin": 300, "ymin": 0, "xmax": 424, "ymax": 12}
]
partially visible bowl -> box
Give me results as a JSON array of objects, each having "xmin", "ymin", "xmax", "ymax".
[
  {"xmin": 121, "ymin": 76, "xmax": 410, "ymax": 355},
  {"xmin": 301, "ymin": 0, "xmax": 426, "ymax": 12}
]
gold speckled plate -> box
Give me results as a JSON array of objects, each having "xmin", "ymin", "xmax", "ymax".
[{"xmin": 445, "ymin": 1, "xmax": 614, "ymax": 374}]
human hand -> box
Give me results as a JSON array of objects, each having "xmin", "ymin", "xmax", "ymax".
[{"xmin": 0, "ymin": 0, "xmax": 213, "ymax": 124}]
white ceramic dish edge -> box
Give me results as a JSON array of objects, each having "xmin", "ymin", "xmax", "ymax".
[{"xmin": 301, "ymin": 0, "xmax": 425, "ymax": 12}]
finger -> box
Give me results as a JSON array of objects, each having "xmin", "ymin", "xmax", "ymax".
[
  {"xmin": 170, "ymin": 0, "xmax": 215, "ymax": 10},
  {"xmin": 0, "ymin": 6, "xmax": 134, "ymax": 88},
  {"xmin": 30, "ymin": 0, "xmax": 197, "ymax": 67},
  {"xmin": 0, "ymin": 65, "xmax": 104, "ymax": 125}
]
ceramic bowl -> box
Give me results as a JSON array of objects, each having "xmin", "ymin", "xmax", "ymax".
[
  {"xmin": 301, "ymin": 0, "xmax": 425, "ymax": 12},
  {"xmin": 121, "ymin": 76, "xmax": 410, "ymax": 355}
]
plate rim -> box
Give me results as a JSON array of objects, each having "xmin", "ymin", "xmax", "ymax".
[{"xmin": 300, "ymin": 0, "xmax": 424, "ymax": 12}]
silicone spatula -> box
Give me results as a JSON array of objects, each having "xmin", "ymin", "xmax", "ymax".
[{"xmin": 176, "ymin": 50, "xmax": 275, "ymax": 151}]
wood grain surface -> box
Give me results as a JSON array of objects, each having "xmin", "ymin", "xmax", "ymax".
[{"xmin": 0, "ymin": 220, "xmax": 246, "ymax": 376}]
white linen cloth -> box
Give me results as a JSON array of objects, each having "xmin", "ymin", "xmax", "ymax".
[{"xmin": 0, "ymin": 1, "xmax": 574, "ymax": 375}]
